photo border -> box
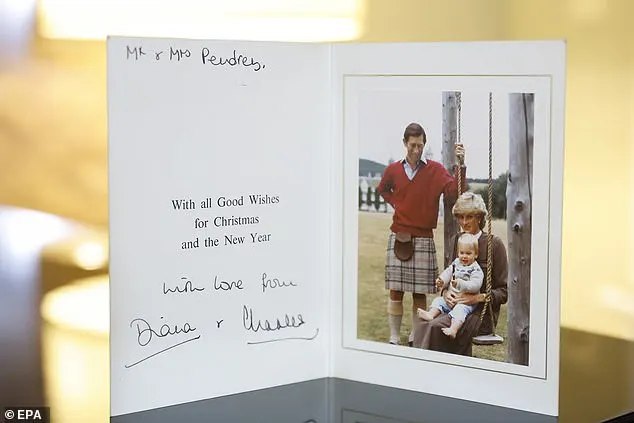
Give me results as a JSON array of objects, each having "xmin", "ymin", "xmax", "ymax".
[
  {"xmin": 329, "ymin": 40, "xmax": 565, "ymax": 417},
  {"xmin": 340, "ymin": 73, "xmax": 555, "ymax": 380}
]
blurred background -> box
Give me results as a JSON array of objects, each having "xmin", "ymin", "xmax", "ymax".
[{"xmin": 0, "ymin": 0, "xmax": 632, "ymax": 422}]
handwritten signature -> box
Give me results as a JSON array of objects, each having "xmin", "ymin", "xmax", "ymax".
[
  {"xmin": 125, "ymin": 317, "xmax": 200, "ymax": 368},
  {"xmin": 242, "ymin": 305, "xmax": 319, "ymax": 345},
  {"xmin": 130, "ymin": 317, "xmax": 197, "ymax": 346},
  {"xmin": 242, "ymin": 306, "xmax": 305, "ymax": 333}
]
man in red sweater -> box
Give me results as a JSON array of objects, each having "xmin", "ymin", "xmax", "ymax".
[{"xmin": 377, "ymin": 122, "xmax": 466, "ymax": 346}]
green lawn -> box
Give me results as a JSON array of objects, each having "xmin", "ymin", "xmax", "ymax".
[{"xmin": 357, "ymin": 211, "xmax": 509, "ymax": 362}]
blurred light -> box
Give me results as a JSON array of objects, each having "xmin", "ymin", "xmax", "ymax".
[
  {"xmin": 37, "ymin": 0, "xmax": 362, "ymax": 41},
  {"xmin": 566, "ymin": 0, "xmax": 608, "ymax": 23},
  {"xmin": 41, "ymin": 276, "xmax": 109, "ymax": 422},
  {"xmin": 41, "ymin": 311, "xmax": 109, "ymax": 423},
  {"xmin": 0, "ymin": 206, "xmax": 76, "ymax": 257},
  {"xmin": 601, "ymin": 286, "xmax": 634, "ymax": 318},
  {"xmin": 630, "ymin": 75, "xmax": 634, "ymax": 291},
  {"xmin": 1, "ymin": 0, "xmax": 36, "ymax": 20},
  {"xmin": 0, "ymin": 0, "xmax": 37, "ymax": 57},
  {"xmin": 72, "ymin": 241, "xmax": 107, "ymax": 271},
  {"xmin": 40, "ymin": 275, "xmax": 109, "ymax": 336},
  {"xmin": 41, "ymin": 324, "xmax": 109, "ymax": 423}
]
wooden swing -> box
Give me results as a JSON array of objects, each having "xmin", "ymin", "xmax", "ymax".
[{"xmin": 455, "ymin": 92, "xmax": 503, "ymax": 346}]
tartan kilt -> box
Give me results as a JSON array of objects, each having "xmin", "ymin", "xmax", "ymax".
[{"xmin": 385, "ymin": 232, "xmax": 438, "ymax": 294}]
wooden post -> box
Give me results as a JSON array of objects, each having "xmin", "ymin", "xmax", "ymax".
[
  {"xmin": 442, "ymin": 92, "xmax": 459, "ymax": 267},
  {"xmin": 507, "ymin": 93, "xmax": 534, "ymax": 366}
]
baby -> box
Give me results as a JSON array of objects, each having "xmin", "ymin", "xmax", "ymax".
[{"xmin": 417, "ymin": 233, "xmax": 484, "ymax": 338}]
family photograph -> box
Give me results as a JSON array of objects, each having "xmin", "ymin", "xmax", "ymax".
[{"xmin": 356, "ymin": 88, "xmax": 534, "ymax": 366}]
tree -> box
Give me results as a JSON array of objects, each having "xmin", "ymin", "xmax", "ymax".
[
  {"xmin": 507, "ymin": 93, "xmax": 533, "ymax": 366},
  {"xmin": 367, "ymin": 186, "xmax": 373, "ymax": 209},
  {"xmin": 358, "ymin": 186, "xmax": 363, "ymax": 209},
  {"xmin": 441, "ymin": 91, "xmax": 460, "ymax": 267},
  {"xmin": 474, "ymin": 172, "xmax": 508, "ymax": 219}
]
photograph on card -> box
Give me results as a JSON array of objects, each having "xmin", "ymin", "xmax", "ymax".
[{"xmin": 343, "ymin": 75, "xmax": 551, "ymax": 376}]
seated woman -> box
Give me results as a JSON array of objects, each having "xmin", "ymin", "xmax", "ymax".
[{"xmin": 411, "ymin": 192, "xmax": 508, "ymax": 356}]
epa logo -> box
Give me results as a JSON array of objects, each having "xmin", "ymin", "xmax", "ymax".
[{"xmin": 4, "ymin": 407, "xmax": 49, "ymax": 422}]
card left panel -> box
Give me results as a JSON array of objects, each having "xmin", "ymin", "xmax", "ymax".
[{"xmin": 107, "ymin": 36, "xmax": 331, "ymax": 417}]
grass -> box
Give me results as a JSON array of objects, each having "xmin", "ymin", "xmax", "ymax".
[
  {"xmin": 467, "ymin": 182, "xmax": 488, "ymax": 192},
  {"xmin": 356, "ymin": 211, "xmax": 509, "ymax": 362}
]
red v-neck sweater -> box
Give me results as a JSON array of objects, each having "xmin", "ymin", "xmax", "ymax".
[{"xmin": 377, "ymin": 160, "xmax": 466, "ymax": 237}]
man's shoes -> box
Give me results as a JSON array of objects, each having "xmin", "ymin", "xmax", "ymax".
[{"xmin": 388, "ymin": 339, "xmax": 415, "ymax": 346}]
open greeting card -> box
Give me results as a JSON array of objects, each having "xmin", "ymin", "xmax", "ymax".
[{"xmin": 107, "ymin": 37, "xmax": 566, "ymax": 419}]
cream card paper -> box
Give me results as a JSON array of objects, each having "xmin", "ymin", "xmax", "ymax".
[{"xmin": 108, "ymin": 37, "xmax": 565, "ymax": 417}]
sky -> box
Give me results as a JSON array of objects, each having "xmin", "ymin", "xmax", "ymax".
[{"xmin": 357, "ymin": 89, "xmax": 513, "ymax": 180}]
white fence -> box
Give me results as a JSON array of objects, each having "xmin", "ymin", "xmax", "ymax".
[{"xmin": 358, "ymin": 175, "xmax": 444, "ymax": 217}]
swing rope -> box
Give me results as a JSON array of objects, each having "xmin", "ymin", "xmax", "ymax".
[
  {"xmin": 456, "ymin": 92, "xmax": 463, "ymax": 190},
  {"xmin": 479, "ymin": 92, "xmax": 495, "ymax": 328}
]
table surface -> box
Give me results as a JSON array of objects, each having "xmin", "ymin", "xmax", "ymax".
[
  {"xmin": 110, "ymin": 378, "xmax": 554, "ymax": 423},
  {"xmin": 109, "ymin": 374, "xmax": 632, "ymax": 423}
]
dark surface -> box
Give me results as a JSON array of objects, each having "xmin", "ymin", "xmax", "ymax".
[
  {"xmin": 109, "ymin": 378, "xmax": 555, "ymax": 423},
  {"xmin": 105, "ymin": 373, "xmax": 634, "ymax": 423},
  {"xmin": 111, "ymin": 379, "xmax": 328, "ymax": 423},
  {"xmin": 330, "ymin": 378, "xmax": 556, "ymax": 423},
  {"xmin": 0, "ymin": 206, "xmax": 632, "ymax": 423}
]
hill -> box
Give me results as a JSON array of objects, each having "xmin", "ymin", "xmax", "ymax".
[
  {"xmin": 359, "ymin": 158, "xmax": 386, "ymax": 177},
  {"xmin": 358, "ymin": 159, "xmax": 490, "ymax": 188}
]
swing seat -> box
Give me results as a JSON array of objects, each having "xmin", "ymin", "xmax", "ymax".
[{"xmin": 472, "ymin": 333, "xmax": 504, "ymax": 345}]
